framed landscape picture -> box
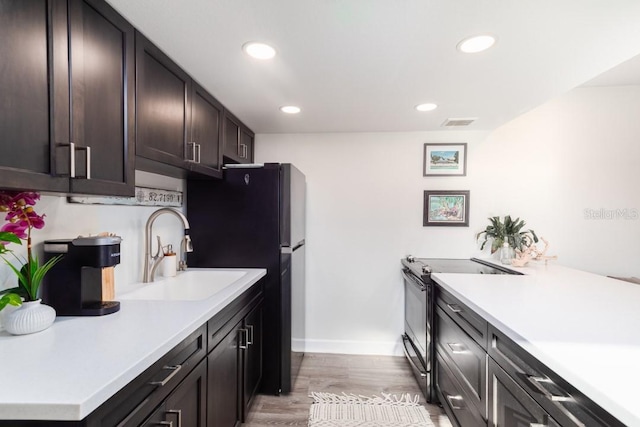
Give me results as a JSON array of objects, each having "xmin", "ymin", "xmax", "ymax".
[
  {"xmin": 423, "ymin": 190, "xmax": 470, "ymax": 226},
  {"xmin": 423, "ymin": 143, "xmax": 467, "ymax": 176}
]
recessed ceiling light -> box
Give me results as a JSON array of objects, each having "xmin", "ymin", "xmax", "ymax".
[
  {"xmin": 242, "ymin": 42, "xmax": 276, "ymax": 60},
  {"xmin": 280, "ymin": 106, "xmax": 301, "ymax": 114},
  {"xmin": 415, "ymin": 103, "xmax": 438, "ymax": 112},
  {"xmin": 457, "ymin": 35, "xmax": 496, "ymax": 53}
]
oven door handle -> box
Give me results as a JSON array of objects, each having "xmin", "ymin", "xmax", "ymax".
[
  {"xmin": 402, "ymin": 335, "xmax": 427, "ymax": 378},
  {"xmin": 402, "ymin": 270, "xmax": 426, "ymax": 292}
]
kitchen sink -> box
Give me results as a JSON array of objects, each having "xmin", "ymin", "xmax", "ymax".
[{"xmin": 119, "ymin": 269, "xmax": 247, "ymax": 301}]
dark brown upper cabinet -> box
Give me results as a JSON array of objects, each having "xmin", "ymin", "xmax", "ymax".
[
  {"xmin": 0, "ymin": 0, "xmax": 135, "ymax": 196},
  {"xmin": 68, "ymin": 0, "xmax": 135, "ymax": 195},
  {"xmin": 135, "ymin": 31, "xmax": 223, "ymax": 179},
  {"xmin": 189, "ymin": 81, "xmax": 224, "ymax": 176},
  {"xmin": 223, "ymin": 110, "xmax": 255, "ymax": 164}
]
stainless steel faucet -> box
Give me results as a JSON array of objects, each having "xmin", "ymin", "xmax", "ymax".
[{"xmin": 143, "ymin": 207, "xmax": 194, "ymax": 283}]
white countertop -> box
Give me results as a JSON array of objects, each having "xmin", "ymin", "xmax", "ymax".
[
  {"xmin": 0, "ymin": 268, "xmax": 266, "ymax": 421},
  {"xmin": 432, "ymin": 260, "xmax": 640, "ymax": 427}
]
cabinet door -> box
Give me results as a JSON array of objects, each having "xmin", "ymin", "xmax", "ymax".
[
  {"xmin": 68, "ymin": 0, "xmax": 135, "ymax": 196},
  {"xmin": 208, "ymin": 320, "xmax": 241, "ymax": 427},
  {"xmin": 164, "ymin": 359, "xmax": 207, "ymax": 427},
  {"xmin": 188, "ymin": 81, "xmax": 223, "ymax": 178},
  {"xmin": 136, "ymin": 31, "xmax": 191, "ymax": 169},
  {"xmin": 0, "ymin": 0, "xmax": 68, "ymax": 192},
  {"xmin": 242, "ymin": 301, "xmax": 263, "ymax": 421},
  {"xmin": 239, "ymin": 126, "xmax": 254, "ymax": 163},
  {"xmin": 488, "ymin": 358, "xmax": 560, "ymax": 427},
  {"xmin": 223, "ymin": 111, "xmax": 241, "ymax": 163}
]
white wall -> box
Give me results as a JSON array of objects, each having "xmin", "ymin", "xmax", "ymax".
[{"xmin": 255, "ymin": 85, "xmax": 640, "ymax": 356}]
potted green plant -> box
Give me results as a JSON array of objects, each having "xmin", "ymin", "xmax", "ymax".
[
  {"xmin": 0, "ymin": 191, "xmax": 63, "ymax": 334},
  {"xmin": 476, "ymin": 215, "xmax": 539, "ymax": 254}
]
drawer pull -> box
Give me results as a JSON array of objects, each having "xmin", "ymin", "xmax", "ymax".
[
  {"xmin": 530, "ymin": 424, "xmax": 548, "ymax": 427},
  {"xmin": 447, "ymin": 342, "xmax": 468, "ymax": 354},
  {"xmin": 445, "ymin": 394, "xmax": 465, "ymax": 410},
  {"xmin": 154, "ymin": 422, "xmax": 173, "ymax": 426},
  {"xmin": 527, "ymin": 375, "xmax": 572, "ymax": 402},
  {"xmin": 149, "ymin": 365, "xmax": 182, "ymax": 387},
  {"xmin": 446, "ymin": 303, "xmax": 462, "ymax": 313},
  {"xmin": 166, "ymin": 409, "xmax": 182, "ymax": 427}
]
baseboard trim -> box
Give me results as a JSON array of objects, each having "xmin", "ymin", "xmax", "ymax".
[{"xmin": 293, "ymin": 338, "xmax": 404, "ymax": 356}]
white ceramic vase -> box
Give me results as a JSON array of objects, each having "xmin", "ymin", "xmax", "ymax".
[{"xmin": 4, "ymin": 299, "xmax": 56, "ymax": 335}]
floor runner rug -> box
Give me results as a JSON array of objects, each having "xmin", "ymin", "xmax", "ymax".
[{"xmin": 308, "ymin": 392, "xmax": 435, "ymax": 427}]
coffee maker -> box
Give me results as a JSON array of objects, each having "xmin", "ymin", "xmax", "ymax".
[{"xmin": 42, "ymin": 235, "xmax": 121, "ymax": 316}]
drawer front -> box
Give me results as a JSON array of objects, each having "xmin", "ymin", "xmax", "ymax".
[
  {"xmin": 436, "ymin": 287, "xmax": 488, "ymax": 350},
  {"xmin": 488, "ymin": 358, "xmax": 561, "ymax": 427},
  {"xmin": 436, "ymin": 352, "xmax": 486, "ymax": 427},
  {"xmin": 436, "ymin": 306, "xmax": 486, "ymax": 417},
  {"xmin": 488, "ymin": 326, "xmax": 624, "ymax": 427}
]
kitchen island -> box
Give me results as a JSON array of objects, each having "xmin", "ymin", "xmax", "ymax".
[
  {"xmin": 0, "ymin": 268, "xmax": 266, "ymax": 422},
  {"xmin": 433, "ymin": 260, "xmax": 640, "ymax": 426}
]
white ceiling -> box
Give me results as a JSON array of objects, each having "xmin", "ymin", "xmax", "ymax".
[{"xmin": 106, "ymin": 0, "xmax": 640, "ymax": 134}]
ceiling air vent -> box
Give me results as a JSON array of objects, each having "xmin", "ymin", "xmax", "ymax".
[{"xmin": 441, "ymin": 117, "xmax": 477, "ymax": 127}]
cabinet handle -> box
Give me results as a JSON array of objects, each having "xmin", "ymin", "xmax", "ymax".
[
  {"xmin": 247, "ymin": 324, "xmax": 254, "ymax": 345},
  {"xmin": 154, "ymin": 423, "xmax": 173, "ymax": 427},
  {"xmin": 55, "ymin": 142, "xmax": 76, "ymax": 177},
  {"xmin": 239, "ymin": 328, "xmax": 249, "ymax": 349},
  {"xmin": 445, "ymin": 394, "xmax": 465, "ymax": 410},
  {"xmin": 527, "ymin": 375, "xmax": 573, "ymax": 402},
  {"xmin": 239, "ymin": 143, "xmax": 247, "ymax": 159},
  {"xmin": 166, "ymin": 409, "xmax": 182, "ymax": 427},
  {"xmin": 148, "ymin": 365, "xmax": 182, "ymax": 387},
  {"xmin": 187, "ymin": 142, "xmax": 196, "ymax": 162},
  {"xmin": 447, "ymin": 342, "xmax": 467, "ymax": 354},
  {"xmin": 530, "ymin": 424, "xmax": 548, "ymax": 427},
  {"xmin": 76, "ymin": 146, "xmax": 91, "ymax": 179},
  {"xmin": 195, "ymin": 143, "xmax": 201, "ymax": 163},
  {"xmin": 56, "ymin": 143, "xmax": 91, "ymax": 179},
  {"xmin": 446, "ymin": 303, "xmax": 462, "ymax": 313}
]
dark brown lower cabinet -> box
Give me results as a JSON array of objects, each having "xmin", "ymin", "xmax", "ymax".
[
  {"xmin": 207, "ymin": 295, "xmax": 265, "ymax": 427},
  {"xmin": 141, "ymin": 359, "xmax": 207, "ymax": 427},
  {"xmin": 242, "ymin": 302, "xmax": 263, "ymax": 421},
  {"xmin": 488, "ymin": 359, "xmax": 559, "ymax": 427},
  {"xmin": 208, "ymin": 320, "xmax": 242, "ymax": 427}
]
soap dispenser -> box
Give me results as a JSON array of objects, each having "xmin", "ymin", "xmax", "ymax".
[{"xmin": 162, "ymin": 244, "xmax": 177, "ymax": 277}]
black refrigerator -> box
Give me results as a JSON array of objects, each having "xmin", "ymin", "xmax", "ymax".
[{"xmin": 186, "ymin": 163, "xmax": 306, "ymax": 395}]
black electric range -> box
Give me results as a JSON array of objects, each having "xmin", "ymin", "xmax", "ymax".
[
  {"xmin": 402, "ymin": 256, "xmax": 517, "ymax": 281},
  {"xmin": 400, "ymin": 256, "xmax": 520, "ymax": 402}
]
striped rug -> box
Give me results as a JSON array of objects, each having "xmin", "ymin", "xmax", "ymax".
[{"xmin": 308, "ymin": 392, "xmax": 435, "ymax": 427}]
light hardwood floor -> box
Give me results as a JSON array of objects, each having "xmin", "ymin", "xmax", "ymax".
[{"xmin": 244, "ymin": 353, "xmax": 452, "ymax": 426}]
